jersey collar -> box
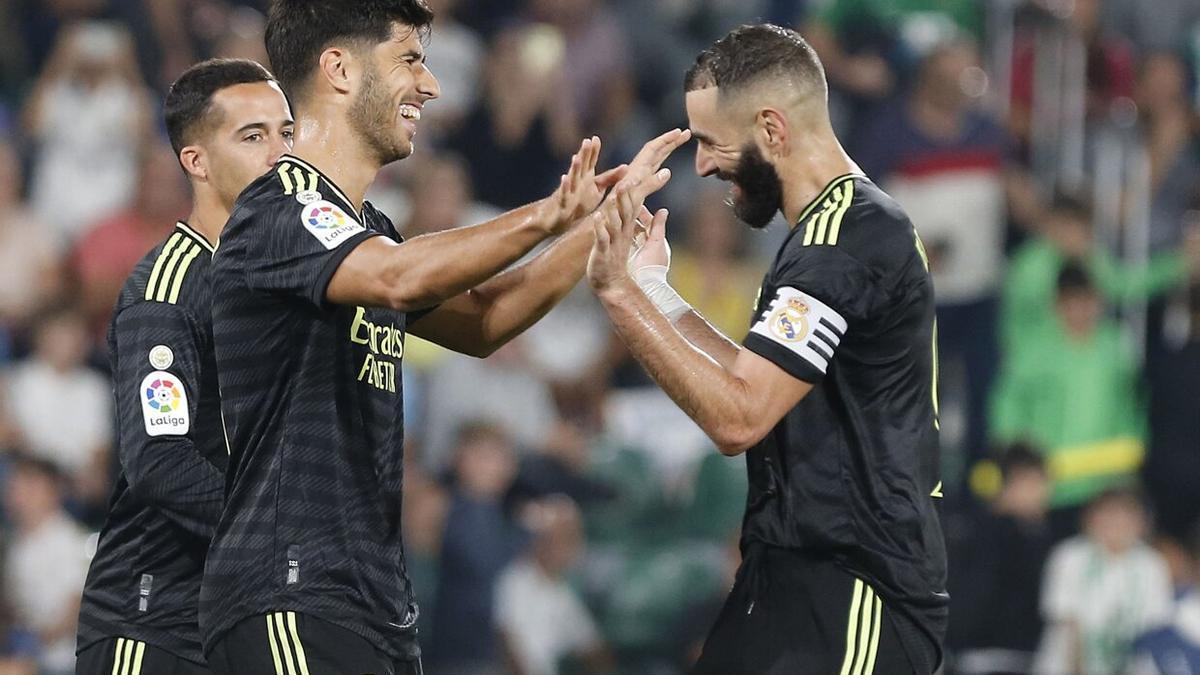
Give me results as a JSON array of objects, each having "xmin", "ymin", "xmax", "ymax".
[
  {"xmin": 793, "ymin": 173, "xmax": 864, "ymax": 228},
  {"xmin": 175, "ymin": 221, "xmax": 216, "ymax": 253},
  {"xmin": 278, "ymin": 154, "xmax": 362, "ymax": 219}
]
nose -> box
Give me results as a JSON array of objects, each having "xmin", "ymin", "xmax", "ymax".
[
  {"xmin": 695, "ymin": 146, "xmax": 718, "ymax": 178},
  {"xmin": 267, "ymin": 133, "xmax": 291, "ymax": 166},
  {"xmin": 418, "ymin": 63, "xmax": 441, "ymax": 101}
]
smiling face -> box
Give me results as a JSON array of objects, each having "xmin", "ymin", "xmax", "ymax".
[
  {"xmin": 199, "ymin": 81, "xmax": 294, "ymax": 209},
  {"xmin": 348, "ymin": 22, "xmax": 440, "ymax": 165},
  {"xmin": 686, "ymin": 86, "xmax": 785, "ymax": 230}
]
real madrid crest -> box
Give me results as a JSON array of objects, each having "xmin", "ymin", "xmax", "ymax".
[{"xmin": 769, "ymin": 297, "xmax": 810, "ymax": 342}]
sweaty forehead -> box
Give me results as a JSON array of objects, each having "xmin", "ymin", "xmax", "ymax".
[{"xmin": 210, "ymin": 82, "xmax": 291, "ymax": 130}]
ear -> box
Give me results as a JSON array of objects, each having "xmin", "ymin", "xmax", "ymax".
[
  {"xmin": 755, "ymin": 108, "xmax": 789, "ymax": 159},
  {"xmin": 318, "ymin": 47, "xmax": 354, "ymax": 96},
  {"xmin": 179, "ymin": 146, "xmax": 207, "ymax": 182}
]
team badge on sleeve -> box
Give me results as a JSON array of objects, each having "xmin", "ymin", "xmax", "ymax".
[
  {"xmin": 750, "ymin": 286, "xmax": 848, "ymax": 374},
  {"xmin": 301, "ymin": 200, "xmax": 365, "ymax": 250},
  {"xmin": 141, "ymin": 371, "xmax": 190, "ymax": 436},
  {"xmin": 148, "ymin": 344, "xmax": 174, "ymax": 370}
]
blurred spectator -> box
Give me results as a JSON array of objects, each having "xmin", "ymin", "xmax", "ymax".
[
  {"xmin": 947, "ymin": 444, "xmax": 1054, "ymax": 675},
  {"xmin": 991, "ymin": 262, "xmax": 1144, "ymax": 516},
  {"xmin": 21, "ymin": 21, "xmax": 152, "ymax": 246},
  {"xmin": 0, "ymin": 590, "xmax": 36, "ymax": 675},
  {"xmin": 1001, "ymin": 192, "xmax": 1189, "ymax": 360},
  {"xmin": 428, "ymin": 421, "xmax": 528, "ymax": 674},
  {"xmin": 448, "ymin": 23, "xmax": 580, "ymax": 209},
  {"xmin": 400, "ymin": 450, "xmax": 448, "ymax": 651},
  {"xmin": 70, "ymin": 142, "xmax": 187, "ymax": 337},
  {"xmin": 2, "ymin": 305, "xmax": 111, "ymax": 508},
  {"xmin": 856, "ymin": 39, "xmax": 1039, "ymax": 460},
  {"xmin": 1127, "ymin": 532, "xmax": 1200, "ymax": 675},
  {"xmin": 668, "ymin": 184, "xmax": 763, "ymax": 339},
  {"xmin": 1102, "ymin": 0, "xmax": 1200, "ymax": 55},
  {"xmin": 2, "ymin": 454, "xmax": 89, "ymax": 675},
  {"xmin": 1033, "ymin": 487, "xmax": 1172, "ymax": 675},
  {"xmin": 803, "ymin": 0, "xmax": 983, "ymax": 129},
  {"xmin": 1145, "ymin": 281, "xmax": 1200, "ymax": 541},
  {"xmin": 421, "ymin": 0, "xmax": 484, "ymax": 136},
  {"xmin": 421, "ymin": 341, "xmax": 557, "ymax": 471},
  {"xmin": 210, "ymin": 6, "xmax": 269, "ymax": 65},
  {"xmin": 670, "ymin": 534, "xmax": 741, "ymax": 670},
  {"xmin": 496, "ymin": 495, "xmax": 611, "ymax": 675},
  {"xmin": 1137, "ymin": 52, "xmax": 1200, "ymax": 251},
  {"xmin": 525, "ymin": 0, "xmax": 634, "ymax": 136},
  {"xmin": 1010, "ymin": 0, "xmax": 1137, "ymax": 144},
  {"xmin": 0, "ymin": 137, "xmax": 65, "ymax": 358},
  {"xmin": 394, "ymin": 153, "xmax": 502, "ymax": 239}
]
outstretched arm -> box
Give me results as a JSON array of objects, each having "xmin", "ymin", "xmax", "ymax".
[
  {"xmin": 326, "ymin": 137, "xmax": 603, "ymax": 312},
  {"xmin": 588, "ymin": 189, "xmax": 811, "ymax": 455},
  {"xmin": 410, "ymin": 130, "xmax": 692, "ymax": 357}
]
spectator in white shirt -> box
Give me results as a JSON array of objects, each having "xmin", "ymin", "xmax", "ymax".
[
  {"xmin": 3, "ymin": 454, "xmax": 90, "ymax": 675},
  {"xmin": 496, "ymin": 495, "xmax": 611, "ymax": 675},
  {"xmin": 1034, "ymin": 487, "xmax": 1173, "ymax": 674}
]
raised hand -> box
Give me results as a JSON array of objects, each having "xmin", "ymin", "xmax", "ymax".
[
  {"xmin": 548, "ymin": 136, "xmax": 626, "ymax": 234},
  {"xmin": 589, "ymin": 178, "xmax": 671, "ymax": 292},
  {"xmin": 617, "ymin": 128, "xmax": 692, "ymax": 204},
  {"xmin": 628, "ymin": 205, "xmax": 671, "ymax": 275}
]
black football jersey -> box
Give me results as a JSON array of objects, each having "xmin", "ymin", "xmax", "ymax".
[
  {"xmin": 201, "ymin": 155, "xmax": 420, "ymax": 661},
  {"xmin": 78, "ymin": 222, "xmax": 226, "ymax": 664},
  {"xmin": 741, "ymin": 174, "xmax": 948, "ymax": 641}
]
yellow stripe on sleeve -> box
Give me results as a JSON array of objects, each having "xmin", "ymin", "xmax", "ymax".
[
  {"xmin": 145, "ymin": 234, "xmax": 184, "ymax": 301},
  {"xmin": 167, "ymin": 243, "xmax": 203, "ymax": 304},
  {"xmin": 826, "ymin": 180, "xmax": 855, "ymax": 246},
  {"xmin": 278, "ymin": 165, "xmax": 295, "ymax": 194},
  {"xmin": 154, "ymin": 241, "xmax": 194, "ymax": 302}
]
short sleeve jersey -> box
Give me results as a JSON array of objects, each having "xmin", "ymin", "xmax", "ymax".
[
  {"xmin": 741, "ymin": 175, "xmax": 948, "ymax": 639},
  {"xmin": 78, "ymin": 223, "xmax": 225, "ymax": 663},
  {"xmin": 201, "ymin": 155, "xmax": 419, "ymax": 660}
]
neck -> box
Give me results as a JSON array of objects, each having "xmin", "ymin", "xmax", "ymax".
[
  {"xmin": 778, "ymin": 133, "xmax": 859, "ymax": 226},
  {"xmin": 290, "ymin": 105, "xmax": 382, "ymax": 211},
  {"xmin": 185, "ymin": 186, "xmax": 229, "ymax": 248}
]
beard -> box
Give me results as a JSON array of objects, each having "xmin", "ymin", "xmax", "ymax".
[
  {"xmin": 349, "ymin": 61, "xmax": 410, "ymax": 165},
  {"xmin": 718, "ymin": 144, "xmax": 784, "ymax": 230}
]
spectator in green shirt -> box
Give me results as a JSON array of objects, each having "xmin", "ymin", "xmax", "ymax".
[
  {"xmin": 991, "ymin": 261, "xmax": 1145, "ymax": 512},
  {"xmin": 1002, "ymin": 192, "xmax": 1188, "ymax": 361}
]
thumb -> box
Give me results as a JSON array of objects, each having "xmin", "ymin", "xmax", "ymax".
[{"xmin": 650, "ymin": 208, "xmax": 669, "ymax": 242}]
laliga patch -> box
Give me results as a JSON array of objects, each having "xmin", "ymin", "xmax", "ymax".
[
  {"xmin": 295, "ymin": 189, "xmax": 322, "ymax": 205},
  {"xmin": 141, "ymin": 371, "xmax": 190, "ymax": 436},
  {"xmin": 148, "ymin": 344, "xmax": 174, "ymax": 370},
  {"xmin": 300, "ymin": 199, "xmax": 365, "ymax": 250}
]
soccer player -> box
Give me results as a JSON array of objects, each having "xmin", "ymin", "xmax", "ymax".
[
  {"xmin": 200, "ymin": 1, "xmax": 685, "ymax": 673},
  {"xmin": 586, "ymin": 25, "xmax": 949, "ymax": 674},
  {"xmin": 75, "ymin": 59, "xmax": 294, "ymax": 675}
]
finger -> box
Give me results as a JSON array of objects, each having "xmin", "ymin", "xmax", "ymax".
[
  {"xmin": 584, "ymin": 135, "xmax": 601, "ymax": 176},
  {"xmin": 637, "ymin": 205, "xmax": 654, "ymax": 229},
  {"xmin": 616, "ymin": 187, "xmax": 639, "ymax": 240},
  {"xmin": 631, "ymin": 167, "xmax": 673, "ymax": 203},
  {"xmin": 594, "ymin": 164, "xmax": 628, "ymax": 189},
  {"xmin": 650, "ymin": 208, "xmax": 669, "ymax": 242}
]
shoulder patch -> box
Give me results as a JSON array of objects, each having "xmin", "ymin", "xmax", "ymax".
[
  {"xmin": 148, "ymin": 344, "xmax": 174, "ymax": 370},
  {"xmin": 296, "ymin": 189, "xmax": 322, "ymax": 205},
  {"xmin": 141, "ymin": 371, "xmax": 190, "ymax": 436},
  {"xmin": 300, "ymin": 199, "xmax": 366, "ymax": 249}
]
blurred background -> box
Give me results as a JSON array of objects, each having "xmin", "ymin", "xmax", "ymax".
[{"xmin": 0, "ymin": 0, "xmax": 1198, "ymax": 673}]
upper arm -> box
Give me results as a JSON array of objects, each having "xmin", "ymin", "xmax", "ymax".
[
  {"xmin": 112, "ymin": 303, "xmax": 205, "ymax": 462},
  {"xmin": 724, "ymin": 349, "xmax": 814, "ymax": 454}
]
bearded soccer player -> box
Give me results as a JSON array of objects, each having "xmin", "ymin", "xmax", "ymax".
[
  {"xmin": 200, "ymin": 1, "xmax": 685, "ymax": 673},
  {"xmin": 587, "ymin": 25, "xmax": 948, "ymax": 674},
  {"xmin": 75, "ymin": 59, "xmax": 294, "ymax": 675}
]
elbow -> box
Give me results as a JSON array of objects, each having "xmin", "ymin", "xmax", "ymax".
[{"xmin": 712, "ymin": 422, "xmax": 762, "ymax": 457}]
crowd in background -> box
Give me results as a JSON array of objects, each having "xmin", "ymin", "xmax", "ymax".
[{"xmin": 0, "ymin": 0, "xmax": 1199, "ymax": 673}]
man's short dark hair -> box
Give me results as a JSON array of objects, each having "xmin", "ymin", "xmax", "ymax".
[
  {"xmin": 997, "ymin": 442, "xmax": 1046, "ymax": 481},
  {"xmin": 265, "ymin": 0, "xmax": 434, "ymax": 101},
  {"xmin": 164, "ymin": 58, "xmax": 276, "ymax": 158},
  {"xmin": 684, "ymin": 24, "xmax": 826, "ymax": 101}
]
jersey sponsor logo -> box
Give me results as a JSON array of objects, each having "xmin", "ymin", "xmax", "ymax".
[
  {"xmin": 301, "ymin": 199, "xmax": 365, "ymax": 250},
  {"xmin": 350, "ymin": 306, "xmax": 403, "ymax": 393},
  {"xmin": 141, "ymin": 371, "xmax": 190, "ymax": 436},
  {"xmin": 148, "ymin": 344, "xmax": 174, "ymax": 370},
  {"xmin": 750, "ymin": 286, "xmax": 848, "ymax": 374}
]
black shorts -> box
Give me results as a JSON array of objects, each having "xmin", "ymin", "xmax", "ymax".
[
  {"xmin": 207, "ymin": 612, "xmax": 423, "ymax": 675},
  {"xmin": 77, "ymin": 637, "xmax": 209, "ymax": 675},
  {"xmin": 692, "ymin": 545, "xmax": 944, "ymax": 675}
]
